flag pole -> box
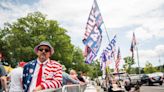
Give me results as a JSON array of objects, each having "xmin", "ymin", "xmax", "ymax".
[
  {"xmin": 103, "ymin": 24, "xmax": 110, "ymax": 42},
  {"xmin": 95, "ymin": 0, "xmax": 110, "ymax": 91},
  {"xmin": 94, "ymin": 0, "xmax": 110, "ymax": 42},
  {"xmin": 136, "ymin": 46, "xmax": 141, "ymax": 78},
  {"xmin": 96, "ymin": 2, "xmax": 110, "ymax": 90}
]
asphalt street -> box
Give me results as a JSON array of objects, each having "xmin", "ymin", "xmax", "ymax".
[
  {"xmin": 84, "ymin": 83, "xmax": 164, "ymax": 92},
  {"xmin": 140, "ymin": 83, "xmax": 164, "ymax": 92}
]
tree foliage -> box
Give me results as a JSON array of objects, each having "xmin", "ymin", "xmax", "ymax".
[
  {"xmin": 123, "ymin": 56, "xmax": 135, "ymax": 74},
  {"xmin": 0, "ymin": 12, "xmax": 74, "ymax": 67},
  {"xmin": 68, "ymin": 47, "xmax": 90, "ymax": 73},
  {"xmin": 88, "ymin": 59, "xmax": 102, "ymax": 79},
  {"xmin": 0, "ymin": 12, "xmax": 102, "ymax": 78},
  {"xmin": 144, "ymin": 61, "xmax": 158, "ymax": 74}
]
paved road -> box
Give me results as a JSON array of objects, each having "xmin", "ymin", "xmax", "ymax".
[
  {"xmin": 84, "ymin": 84, "xmax": 97, "ymax": 92},
  {"xmin": 97, "ymin": 83, "xmax": 164, "ymax": 92},
  {"xmin": 84, "ymin": 82, "xmax": 164, "ymax": 92},
  {"xmin": 140, "ymin": 84, "xmax": 164, "ymax": 92}
]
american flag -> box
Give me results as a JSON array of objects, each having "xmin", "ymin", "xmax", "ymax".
[
  {"xmin": 130, "ymin": 32, "xmax": 136, "ymax": 61},
  {"xmin": 83, "ymin": 0, "xmax": 104, "ymax": 64},
  {"xmin": 85, "ymin": 50, "xmax": 96, "ymax": 64},
  {"xmin": 84, "ymin": 45, "xmax": 96, "ymax": 64},
  {"xmin": 115, "ymin": 47, "xmax": 121, "ymax": 73}
]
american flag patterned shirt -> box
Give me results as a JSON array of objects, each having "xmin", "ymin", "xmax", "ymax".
[{"xmin": 23, "ymin": 59, "xmax": 62, "ymax": 92}]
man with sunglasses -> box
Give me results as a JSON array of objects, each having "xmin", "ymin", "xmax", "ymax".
[{"xmin": 22, "ymin": 41, "xmax": 62, "ymax": 92}]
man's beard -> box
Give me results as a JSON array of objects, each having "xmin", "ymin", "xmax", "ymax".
[{"xmin": 40, "ymin": 53, "xmax": 47, "ymax": 62}]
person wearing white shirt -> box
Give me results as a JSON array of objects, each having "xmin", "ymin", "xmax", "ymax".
[{"xmin": 8, "ymin": 62, "xmax": 26, "ymax": 92}]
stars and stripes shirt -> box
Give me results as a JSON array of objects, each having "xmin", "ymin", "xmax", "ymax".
[{"xmin": 23, "ymin": 59, "xmax": 62, "ymax": 92}]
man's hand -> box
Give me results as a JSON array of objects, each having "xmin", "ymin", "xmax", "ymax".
[
  {"xmin": 79, "ymin": 81, "xmax": 86, "ymax": 85},
  {"xmin": 32, "ymin": 85, "xmax": 43, "ymax": 92}
]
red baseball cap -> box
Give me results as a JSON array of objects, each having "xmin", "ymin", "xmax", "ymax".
[{"xmin": 19, "ymin": 62, "xmax": 26, "ymax": 67}]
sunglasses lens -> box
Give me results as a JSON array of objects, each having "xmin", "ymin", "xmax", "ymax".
[
  {"xmin": 38, "ymin": 48, "xmax": 50, "ymax": 52},
  {"xmin": 45, "ymin": 49, "xmax": 50, "ymax": 52},
  {"xmin": 38, "ymin": 48, "xmax": 43, "ymax": 52}
]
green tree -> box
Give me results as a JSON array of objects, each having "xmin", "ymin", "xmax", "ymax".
[
  {"xmin": 123, "ymin": 56, "xmax": 135, "ymax": 74},
  {"xmin": 144, "ymin": 61, "xmax": 158, "ymax": 74},
  {"xmin": 129, "ymin": 67, "xmax": 140, "ymax": 74},
  {"xmin": 0, "ymin": 12, "xmax": 73, "ymax": 67},
  {"xmin": 88, "ymin": 59, "xmax": 102, "ymax": 79},
  {"xmin": 69, "ymin": 47, "xmax": 90, "ymax": 73}
]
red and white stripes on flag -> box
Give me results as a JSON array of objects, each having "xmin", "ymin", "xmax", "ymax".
[
  {"xmin": 115, "ymin": 47, "xmax": 121, "ymax": 73},
  {"xmin": 83, "ymin": 0, "xmax": 104, "ymax": 64},
  {"xmin": 130, "ymin": 32, "xmax": 136, "ymax": 60},
  {"xmin": 83, "ymin": 45, "xmax": 96, "ymax": 64}
]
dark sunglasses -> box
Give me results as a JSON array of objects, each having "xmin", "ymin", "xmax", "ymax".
[{"xmin": 38, "ymin": 48, "xmax": 50, "ymax": 53}]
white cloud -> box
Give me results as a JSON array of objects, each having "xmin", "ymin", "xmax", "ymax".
[
  {"xmin": 130, "ymin": 44, "xmax": 164, "ymax": 67},
  {"xmin": 37, "ymin": 0, "xmax": 92, "ymax": 23},
  {"xmin": 1, "ymin": 0, "xmax": 164, "ymax": 68},
  {"xmin": 99, "ymin": 0, "xmax": 164, "ymax": 28},
  {"xmin": 126, "ymin": 27, "xmax": 152, "ymax": 41},
  {"xmin": 1, "ymin": 0, "xmax": 164, "ymax": 40},
  {"xmin": 0, "ymin": 1, "xmax": 37, "ymax": 27},
  {"xmin": 126, "ymin": 21, "xmax": 164, "ymax": 42},
  {"xmin": 139, "ymin": 44, "xmax": 164, "ymax": 58},
  {"xmin": 155, "ymin": 45, "xmax": 164, "ymax": 56}
]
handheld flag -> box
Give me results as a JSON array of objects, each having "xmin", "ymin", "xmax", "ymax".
[
  {"xmin": 83, "ymin": 0, "xmax": 104, "ymax": 64},
  {"xmin": 100, "ymin": 35, "xmax": 117, "ymax": 71}
]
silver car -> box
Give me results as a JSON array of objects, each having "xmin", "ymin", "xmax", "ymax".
[{"xmin": 141, "ymin": 72, "xmax": 163, "ymax": 85}]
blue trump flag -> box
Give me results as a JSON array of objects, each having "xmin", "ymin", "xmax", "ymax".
[
  {"xmin": 83, "ymin": 0, "xmax": 104, "ymax": 64},
  {"xmin": 100, "ymin": 35, "xmax": 117, "ymax": 70}
]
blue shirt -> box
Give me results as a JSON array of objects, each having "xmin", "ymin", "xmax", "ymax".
[{"xmin": 62, "ymin": 72, "xmax": 79, "ymax": 85}]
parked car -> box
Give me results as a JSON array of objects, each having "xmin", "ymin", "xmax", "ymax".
[
  {"xmin": 141, "ymin": 72, "xmax": 163, "ymax": 86},
  {"xmin": 130, "ymin": 74, "xmax": 142, "ymax": 86}
]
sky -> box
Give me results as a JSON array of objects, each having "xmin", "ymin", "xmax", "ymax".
[{"xmin": 0, "ymin": 0, "xmax": 164, "ymax": 68}]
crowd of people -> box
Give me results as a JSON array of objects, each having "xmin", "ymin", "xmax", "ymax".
[{"xmin": 0, "ymin": 41, "xmax": 87, "ymax": 92}]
